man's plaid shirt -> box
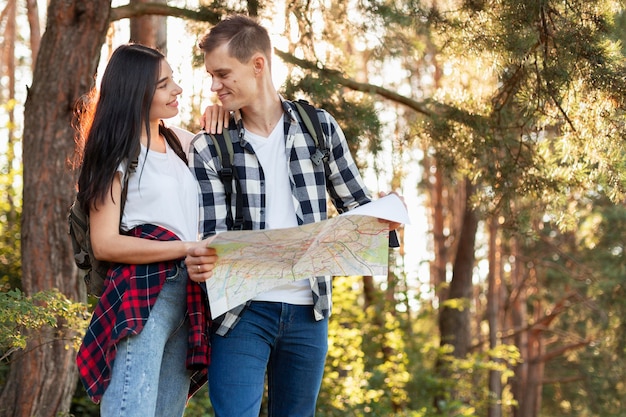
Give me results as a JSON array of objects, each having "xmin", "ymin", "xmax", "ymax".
[{"xmin": 189, "ymin": 98, "xmax": 372, "ymax": 336}]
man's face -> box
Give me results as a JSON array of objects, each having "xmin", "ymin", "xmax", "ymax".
[{"xmin": 204, "ymin": 43, "xmax": 257, "ymax": 111}]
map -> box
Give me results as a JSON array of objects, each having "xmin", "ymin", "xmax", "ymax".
[{"xmin": 205, "ymin": 193, "xmax": 410, "ymax": 318}]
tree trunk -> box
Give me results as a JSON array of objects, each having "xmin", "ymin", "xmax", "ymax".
[
  {"xmin": 25, "ymin": 0, "xmax": 41, "ymax": 68},
  {"xmin": 509, "ymin": 236, "xmax": 528, "ymax": 417},
  {"xmin": 429, "ymin": 158, "xmax": 448, "ymax": 305},
  {"xmin": 434, "ymin": 178, "xmax": 478, "ymax": 409},
  {"xmin": 487, "ymin": 215, "xmax": 502, "ymax": 417},
  {"xmin": 438, "ymin": 178, "xmax": 478, "ymax": 358},
  {"xmin": 130, "ymin": 0, "xmax": 167, "ymax": 52},
  {"xmin": 0, "ymin": 1, "xmax": 112, "ymax": 416},
  {"xmin": 526, "ymin": 325, "xmax": 545, "ymax": 417},
  {"xmin": 1, "ymin": 0, "xmax": 17, "ymax": 230}
]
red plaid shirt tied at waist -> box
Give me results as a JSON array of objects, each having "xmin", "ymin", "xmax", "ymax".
[{"xmin": 76, "ymin": 224, "xmax": 210, "ymax": 403}]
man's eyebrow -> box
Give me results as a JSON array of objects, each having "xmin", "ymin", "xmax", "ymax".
[{"xmin": 210, "ymin": 67, "xmax": 230, "ymax": 74}]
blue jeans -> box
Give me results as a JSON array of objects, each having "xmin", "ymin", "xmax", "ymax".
[
  {"xmin": 100, "ymin": 265, "xmax": 191, "ymax": 417},
  {"xmin": 208, "ymin": 301, "xmax": 328, "ymax": 417}
]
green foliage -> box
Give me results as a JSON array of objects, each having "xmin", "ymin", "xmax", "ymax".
[
  {"xmin": 69, "ymin": 380, "xmax": 100, "ymax": 417},
  {"xmin": 559, "ymin": 201, "xmax": 626, "ymax": 415},
  {"xmin": 0, "ymin": 116, "xmax": 22, "ymax": 290},
  {"xmin": 317, "ymin": 276, "xmax": 441, "ymax": 416},
  {"xmin": 0, "ymin": 287, "xmax": 93, "ymax": 415},
  {"xmin": 283, "ymin": 74, "xmax": 383, "ymax": 163},
  {"xmin": 0, "ymin": 288, "xmax": 90, "ymax": 360},
  {"xmin": 0, "ymin": 287, "xmax": 90, "ymax": 395},
  {"xmin": 184, "ymin": 385, "xmax": 214, "ymax": 417},
  {"xmin": 435, "ymin": 344, "xmax": 521, "ymax": 415},
  {"xmin": 0, "ymin": 213, "xmax": 21, "ymax": 290},
  {"xmin": 416, "ymin": 0, "xmax": 626, "ymax": 227},
  {"xmin": 509, "ymin": 195, "xmax": 626, "ymax": 415},
  {"xmin": 313, "ymin": 275, "xmax": 526, "ymax": 416}
]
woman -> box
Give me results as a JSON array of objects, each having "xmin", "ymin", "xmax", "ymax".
[{"xmin": 74, "ymin": 44, "xmax": 216, "ymax": 417}]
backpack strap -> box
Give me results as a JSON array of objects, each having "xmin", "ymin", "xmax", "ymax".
[
  {"xmin": 207, "ymin": 128, "xmax": 244, "ymax": 231},
  {"xmin": 294, "ymin": 99, "xmax": 399, "ymax": 248},
  {"xmin": 294, "ymin": 99, "xmax": 329, "ymax": 166},
  {"xmin": 119, "ymin": 158, "xmax": 136, "ymax": 217},
  {"xmin": 205, "ymin": 101, "xmax": 327, "ymax": 232}
]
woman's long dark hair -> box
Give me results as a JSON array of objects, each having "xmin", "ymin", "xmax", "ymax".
[{"xmin": 74, "ymin": 43, "xmax": 186, "ymax": 214}]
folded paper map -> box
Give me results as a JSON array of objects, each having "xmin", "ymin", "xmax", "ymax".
[{"xmin": 205, "ymin": 193, "xmax": 410, "ymax": 318}]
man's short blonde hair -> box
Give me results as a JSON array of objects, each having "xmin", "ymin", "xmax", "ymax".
[{"xmin": 199, "ymin": 14, "xmax": 272, "ymax": 65}]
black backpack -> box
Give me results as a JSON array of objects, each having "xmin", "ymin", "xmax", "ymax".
[
  {"xmin": 69, "ymin": 125, "xmax": 189, "ymax": 297},
  {"xmin": 67, "ymin": 163, "xmax": 135, "ymax": 297},
  {"xmin": 206, "ymin": 99, "xmax": 328, "ymax": 231}
]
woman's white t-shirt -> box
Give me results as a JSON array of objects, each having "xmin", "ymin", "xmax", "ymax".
[
  {"xmin": 119, "ymin": 127, "xmax": 199, "ymax": 242},
  {"xmin": 244, "ymin": 121, "xmax": 313, "ymax": 305}
]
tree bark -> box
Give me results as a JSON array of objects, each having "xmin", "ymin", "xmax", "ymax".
[
  {"xmin": 25, "ymin": 0, "xmax": 41, "ymax": 68},
  {"xmin": 434, "ymin": 178, "xmax": 478, "ymax": 409},
  {"xmin": 0, "ymin": 0, "xmax": 17, "ymax": 230},
  {"xmin": 129, "ymin": 0, "xmax": 167, "ymax": 52},
  {"xmin": 487, "ymin": 215, "xmax": 502, "ymax": 417},
  {"xmin": 0, "ymin": 1, "xmax": 112, "ymax": 416},
  {"xmin": 510, "ymin": 228, "xmax": 529, "ymax": 417},
  {"xmin": 429, "ymin": 158, "xmax": 447, "ymax": 304},
  {"xmin": 438, "ymin": 178, "xmax": 477, "ymax": 358}
]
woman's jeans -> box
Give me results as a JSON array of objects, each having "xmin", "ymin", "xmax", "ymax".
[
  {"xmin": 101, "ymin": 267, "xmax": 191, "ymax": 417},
  {"xmin": 208, "ymin": 301, "xmax": 329, "ymax": 417}
]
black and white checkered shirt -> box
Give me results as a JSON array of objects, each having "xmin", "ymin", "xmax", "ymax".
[{"xmin": 190, "ymin": 98, "xmax": 372, "ymax": 336}]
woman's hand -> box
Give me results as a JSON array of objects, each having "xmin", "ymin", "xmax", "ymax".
[
  {"xmin": 186, "ymin": 238, "xmax": 218, "ymax": 282},
  {"xmin": 201, "ymin": 103, "xmax": 230, "ymax": 134}
]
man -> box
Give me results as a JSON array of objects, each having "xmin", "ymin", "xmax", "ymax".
[{"xmin": 186, "ymin": 14, "xmax": 401, "ymax": 417}]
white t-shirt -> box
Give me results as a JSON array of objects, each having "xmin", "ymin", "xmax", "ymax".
[
  {"xmin": 119, "ymin": 127, "xmax": 199, "ymax": 242},
  {"xmin": 244, "ymin": 121, "xmax": 313, "ymax": 305}
]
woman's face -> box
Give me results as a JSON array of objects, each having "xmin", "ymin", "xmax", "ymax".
[{"xmin": 149, "ymin": 59, "xmax": 183, "ymax": 121}]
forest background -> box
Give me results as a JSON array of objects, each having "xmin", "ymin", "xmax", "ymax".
[{"xmin": 1, "ymin": 1, "xmax": 626, "ymax": 416}]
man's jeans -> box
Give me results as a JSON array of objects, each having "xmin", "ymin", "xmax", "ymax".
[
  {"xmin": 101, "ymin": 266, "xmax": 191, "ymax": 417},
  {"xmin": 208, "ymin": 301, "xmax": 329, "ymax": 417}
]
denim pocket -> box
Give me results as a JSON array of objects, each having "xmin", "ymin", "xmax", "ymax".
[{"xmin": 164, "ymin": 260, "xmax": 185, "ymax": 282}]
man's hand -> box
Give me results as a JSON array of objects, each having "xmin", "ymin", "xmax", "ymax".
[{"xmin": 379, "ymin": 191, "xmax": 406, "ymax": 231}]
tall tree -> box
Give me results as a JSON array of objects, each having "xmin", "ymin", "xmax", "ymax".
[
  {"xmin": 25, "ymin": 0, "xmax": 41, "ymax": 67},
  {"xmin": 0, "ymin": 0, "xmax": 17, "ymax": 239},
  {"xmin": 0, "ymin": 1, "xmax": 112, "ymax": 416},
  {"xmin": 436, "ymin": 180, "xmax": 478, "ymax": 385},
  {"xmin": 0, "ymin": 2, "xmax": 226, "ymax": 415}
]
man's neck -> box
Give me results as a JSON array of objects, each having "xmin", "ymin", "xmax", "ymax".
[{"xmin": 241, "ymin": 93, "xmax": 284, "ymax": 137}]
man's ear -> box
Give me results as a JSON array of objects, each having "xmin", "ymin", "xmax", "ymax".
[{"xmin": 252, "ymin": 53, "xmax": 266, "ymax": 75}]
